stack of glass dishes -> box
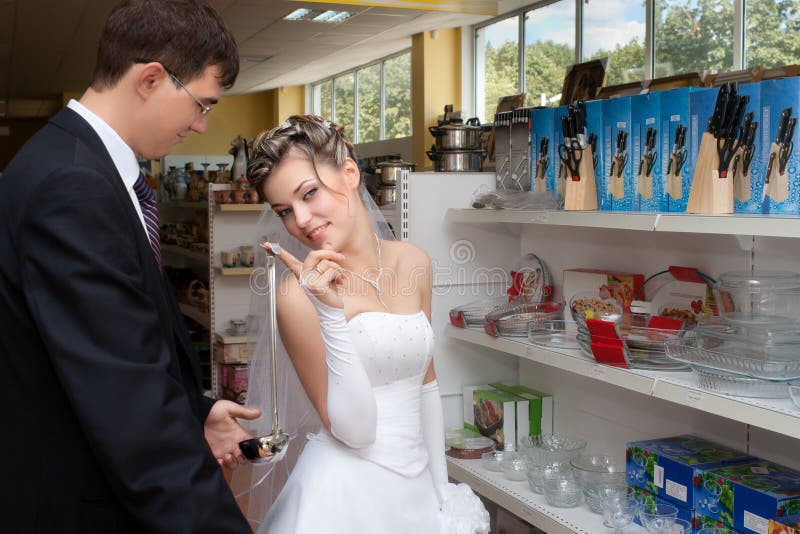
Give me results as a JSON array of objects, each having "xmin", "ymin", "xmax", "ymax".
[
  {"xmin": 483, "ymin": 301, "xmax": 564, "ymax": 337},
  {"xmin": 571, "ymin": 307, "xmax": 689, "ymax": 371},
  {"xmin": 527, "ymin": 320, "xmax": 582, "ymax": 350},
  {"xmin": 448, "ymin": 296, "xmax": 513, "ymax": 329},
  {"xmin": 664, "ymin": 271, "xmax": 800, "ymax": 398}
]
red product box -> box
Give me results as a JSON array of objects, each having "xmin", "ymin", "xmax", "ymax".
[{"xmin": 220, "ymin": 363, "xmax": 248, "ymax": 404}]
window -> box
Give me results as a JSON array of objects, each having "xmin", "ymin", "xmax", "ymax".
[
  {"xmin": 582, "ymin": 0, "xmax": 645, "ymax": 85},
  {"xmin": 384, "ymin": 54, "xmax": 412, "ymax": 139},
  {"xmin": 655, "ymin": 0, "xmax": 734, "ymax": 77},
  {"xmin": 311, "ymin": 51, "xmax": 411, "ymax": 143},
  {"xmin": 745, "ymin": 0, "xmax": 800, "ymax": 68},
  {"xmin": 358, "ymin": 64, "xmax": 381, "ymax": 143},
  {"xmin": 475, "ymin": 16, "xmax": 519, "ymax": 123},
  {"xmin": 524, "ymin": 2, "xmax": 575, "ymax": 108}
]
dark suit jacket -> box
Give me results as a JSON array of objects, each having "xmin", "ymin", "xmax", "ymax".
[{"xmin": 0, "ymin": 108, "xmax": 251, "ymax": 533}]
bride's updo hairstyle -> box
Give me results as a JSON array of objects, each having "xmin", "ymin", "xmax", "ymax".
[{"xmin": 247, "ymin": 115, "xmax": 358, "ymax": 203}]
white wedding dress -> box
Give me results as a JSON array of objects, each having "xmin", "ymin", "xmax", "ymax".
[{"xmin": 258, "ymin": 310, "xmax": 484, "ymax": 534}]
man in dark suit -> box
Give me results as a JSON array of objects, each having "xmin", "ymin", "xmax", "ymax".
[{"xmin": 0, "ymin": 1, "xmax": 260, "ymax": 532}]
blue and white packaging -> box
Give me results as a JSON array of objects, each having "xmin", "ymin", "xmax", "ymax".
[
  {"xmin": 733, "ymin": 82, "xmax": 764, "ymax": 213},
  {"xmin": 602, "ymin": 96, "xmax": 634, "ymax": 211},
  {"xmin": 585, "ymin": 99, "xmax": 604, "ymax": 209},
  {"xmin": 530, "ymin": 107, "xmax": 556, "ymax": 196},
  {"xmin": 660, "ymin": 87, "xmax": 698, "ymax": 212},
  {"xmin": 553, "ymin": 105, "xmax": 571, "ymax": 207},
  {"xmin": 760, "ymin": 77, "xmax": 800, "ymax": 215},
  {"xmin": 631, "ymin": 92, "xmax": 664, "ymax": 212}
]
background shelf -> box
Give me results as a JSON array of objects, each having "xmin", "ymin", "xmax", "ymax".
[
  {"xmin": 161, "ymin": 244, "xmax": 207, "ymax": 262},
  {"xmin": 178, "ymin": 302, "xmax": 210, "ymax": 328},
  {"xmin": 217, "ymin": 204, "xmax": 264, "ymax": 212}
]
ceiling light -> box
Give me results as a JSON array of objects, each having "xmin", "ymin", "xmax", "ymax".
[
  {"xmin": 312, "ymin": 10, "xmax": 353, "ymax": 23},
  {"xmin": 284, "ymin": 8, "xmax": 312, "ymax": 21}
]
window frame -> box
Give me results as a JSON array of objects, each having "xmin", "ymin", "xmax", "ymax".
[
  {"xmin": 310, "ymin": 49, "xmax": 412, "ymax": 143},
  {"xmin": 474, "ymin": 0, "xmax": 753, "ymax": 114}
]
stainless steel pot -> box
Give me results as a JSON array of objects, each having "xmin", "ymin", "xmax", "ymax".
[
  {"xmin": 376, "ymin": 159, "xmax": 415, "ymax": 185},
  {"xmin": 376, "ymin": 185, "xmax": 396, "ymax": 206},
  {"xmin": 429, "ymin": 118, "xmax": 482, "ymax": 150},
  {"xmin": 427, "ymin": 148, "xmax": 485, "ymax": 172}
]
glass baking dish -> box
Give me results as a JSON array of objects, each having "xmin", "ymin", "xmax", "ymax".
[
  {"xmin": 448, "ymin": 297, "xmax": 510, "ymax": 328},
  {"xmin": 690, "ymin": 364, "xmax": 791, "ymax": 398},
  {"xmin": 577, "ymin": 331, "xmax": 689, "ymax": 371},
  {"xmin": 527, "ymin": 320, "xmax": 581, "ymax": 349},
  {"xmin": 484, "ymin": 301, "xmax": 564, "ymax": 337},
  {"xmin": 664, "ymin": 337, "xmax": 800, "ymax": 380},
  {"xmin": 695, "ymin": 319, "xmax": 800, "ymax": 360}
]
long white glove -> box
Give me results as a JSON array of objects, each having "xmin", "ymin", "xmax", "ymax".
[
  {"xmin": 422, "ymin": 379, "xmax": 448, "ymax": 503},
  {"xmin": 309, "ymin": 294, "xmax": 377, "ymax": 449}
]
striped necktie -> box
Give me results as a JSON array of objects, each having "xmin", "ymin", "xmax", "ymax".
[{"xmin": 133, "ymin": 172, "xmax": 161, "ymax": 269}]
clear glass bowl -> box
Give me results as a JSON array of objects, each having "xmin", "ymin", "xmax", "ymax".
[
  {"xmin": 526, "ymin": 461, "xmax": 569, "ymax": 494},
  {"xmin": 542, "ymin": 471, "xmax": 583, "ymax": 508},
  {"xmin": 692, "ymin": 364, "xmax": 791, "ymax": 398},
  {"xmin": 521, "ymin": 433, "xmax": 588, "ymax": 466},
  {"xmin": 584, "ymin": 483, "xmax": 628, "ymax": 514},
  {"xmin": 602, "ymin": 495, "xmax": 639, "ymax": 532},
  {"xmin": 570, "ymin": 454, "xmax": 627, "ymax": 492},
  {"xmin": 527, "ymin": 320, "xmax": 581, "ymax": 349},
  {"xmin": 500, "ymin": 452, "xmax": 529, "ymax": 481},
  {"xmin": 638, "ymin": 502, "xmax": 678, "ymax": 532},
  {"xmin": 717, "ymin": 270, "xmax": 800, "ymax": 326},
  {"xmin": 667, "ymin": 518, "xmax": 692, "ymax": 534},
  {"xmin": 790, "ymin": 379, "xmax": 800, "ymax": 410},
  {"xmin": 481, "ymin": 450, "xmax": 506, "ymax": 472}
]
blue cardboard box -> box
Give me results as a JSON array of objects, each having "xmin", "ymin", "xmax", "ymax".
[
  {"xmin": 585, "ymin": 99, "xmax": 604, "ymax": 209},
  {"xmin": 631, "ymin": 92, "xmax": 664, "ymax": 212},
  {"xmin": 602, "ymin": 96, "xmax": 634, "ymax": 211},
  {"xmin": 660, "ymin": 87, "xmax": 698, "ymax": 212},
  {"xmin": 687, "ymin": 87, "xmax": 721, "ymax": 212},
  {"xmin": 530, "ymin": 107, "xmax": 556, "ymax": 197},
  {"xmin": 733, "ymin": 82, "xmax": 764, "ymax": 213},
  {"xmin": 760, "ymin": 77, "xmax": 800, "ymax": 215},
  {"xmin": 626, "ymin": 435, "xmax": 754, "ymax": 510},
  {"xmin": 701, "ymin": 460, "xmax": 800, "ymax": 534}
]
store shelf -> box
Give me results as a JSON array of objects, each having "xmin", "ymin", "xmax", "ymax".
[
  {"xmin": 160, "ymin": 201, "xmax": 207, "ymax": 209},
  {"xmin": 445, "ymin": 325, "xmax": 800, "ymax": 440},
  {"xmin": 216, "ymin": 203, "xmax": 264, "ymax": 212},
  {"xmin": 216, "ymin": 267, "xmax": 255, "ymax": 276},
  {"xmin": 446, "ymin": 208, "xmax": 800, "ymax": 238},
  {"xmin": 214, "ymin": 331, "xmax": 252, "ymax": 344},
  {"xmin": 161, "ymin": 244, "xmax": 208, "ymax": 262},
  {"xmin": 178, "ymin": 302, "xmax": 210, "ymax": 328},
  {"xmin": 447, "ymin": 457, "xmax": 643, "ymax": 534}
]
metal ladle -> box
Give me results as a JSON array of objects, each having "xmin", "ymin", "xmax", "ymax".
[{"xmin": 239, "ymin": 243, "xmax": 289, "ymax": 463}]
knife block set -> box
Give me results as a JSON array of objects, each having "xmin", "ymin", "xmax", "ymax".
[{"xmin": 557, "ymin": 102, "xmax": 598, "ymax": 211}]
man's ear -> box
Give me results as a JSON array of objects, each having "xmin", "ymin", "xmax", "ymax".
[
  {"xmin": 342, "ymin": 157, "xmax": 361, "ymax": 189},
  {"xmin": 134, "ymin": 62, "xmax": 168, "ymax": 100}
]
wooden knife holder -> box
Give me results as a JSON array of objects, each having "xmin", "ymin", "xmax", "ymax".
[
  {"xmin": 687, "ymin": 132, "xmax": 733, "ymax": 214},
  {"xmin": 666, "ymin": 154, "xmax": 682, "ymax": 201},
  {"xmin": 732, "ymin": 146, "xmax": 750, "ymax": 202},
  {"xmin": 637, "ymin": 168, "xmax": 653, "ymax": 200},
  {"xmin": 564, "ymin": 145, "xmax": 597, "ymax": 211},
  {"xmin": 609, "ymin": 160, "xmax": 625, "ymax": 200},
  {"xmin": 534, "ymin": 160, "xmax": 548, "ymax": 193}
]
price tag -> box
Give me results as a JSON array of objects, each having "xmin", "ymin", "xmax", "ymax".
[
  {"xmin": 530, "ymin": 212, "xmax": 549, "ymax": 224},
  {"xmin": 686, "ymin": 391, "xmax": 704, "ymax": 406},
  {"xmin": 520, "ymin": 505, "xmax": 539, "ymax": 522},
  {"xmin": 592, "ymin": 366, "xmax": 608, "ymax": 379}
]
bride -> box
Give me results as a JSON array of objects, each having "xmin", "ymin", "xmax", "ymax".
[{"xmin": 236, "ymin": 115, "xmax": 489, "ymax": 533}]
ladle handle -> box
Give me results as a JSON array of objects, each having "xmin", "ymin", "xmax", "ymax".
[{"xmin": 267, "ymin": 253, "xmax": 281, "ymax": 434}]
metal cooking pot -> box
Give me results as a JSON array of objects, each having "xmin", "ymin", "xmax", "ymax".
[
  {"xmin": 429, "ymin": 117, "xmax": 482, "ymax": 150},
  {"xmin": 376, "ymin": 185, "xmax": 396, "ymax": 206},
  {"xmin": 376, "ymin": 159, "xmax": 415, "ymax": 185},
  {"xmin": 426, "ymin": 148, "xmax": 485, "ymax": 172}
]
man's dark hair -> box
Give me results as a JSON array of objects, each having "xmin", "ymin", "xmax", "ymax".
[{"xmin": 91, "ymin": 0, "xmax": 239, "ymax": 90}]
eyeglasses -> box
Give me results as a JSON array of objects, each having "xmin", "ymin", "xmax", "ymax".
[
  {"xmin": 134, "ymin": 59, "xmax": 212, "ymax": 117},
  {"xmin": 164, "ymin": 68, "xmax": 212, "ymax": 117}
]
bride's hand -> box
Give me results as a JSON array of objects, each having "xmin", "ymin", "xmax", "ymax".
[{"xmin": 261, "ymin": 241, "xmax": 346, "ymax": 309}]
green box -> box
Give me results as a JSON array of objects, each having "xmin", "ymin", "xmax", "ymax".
[
  {"xmin": 463, "ymin": 386, "xmax": 519, "ymax": 450},
  {"xmin": 489, "ymin": 382, "xmax": 553, "ymax": 438}
]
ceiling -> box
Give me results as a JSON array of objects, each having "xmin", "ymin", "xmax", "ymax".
[{"xmin": 0, "ymin": 0, "xmax": 492, "ymax": 118}]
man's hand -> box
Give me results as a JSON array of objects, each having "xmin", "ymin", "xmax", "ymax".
[{"xmin": 204, "ymin": 400, "xmax": 261, "ymax": 469}]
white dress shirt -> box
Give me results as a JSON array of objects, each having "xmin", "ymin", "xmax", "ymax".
[{"xmin": 66, "ymin": 99, "xmax": 148, "ymax": 235}]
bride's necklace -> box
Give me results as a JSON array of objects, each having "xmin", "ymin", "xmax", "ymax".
[{"xmin": 343, "ymin": 233, "xmax": 388, "ymax": 311}]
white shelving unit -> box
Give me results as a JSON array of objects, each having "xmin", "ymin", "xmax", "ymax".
[{"xmin": 403, "ymin": 172, "xmax": 800, "ymax": 533}]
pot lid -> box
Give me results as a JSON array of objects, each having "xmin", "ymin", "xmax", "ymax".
[{"xmin": 377, "ymin": 159, "xmax": 415, "ymax": 168}]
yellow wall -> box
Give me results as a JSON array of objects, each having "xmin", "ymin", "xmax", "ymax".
[
  {"xmin": 275, "ymin": 85, "xmax": 306, "ymax": 124},
  {"xmin": 170, "ymin": 91, "xmax": 274, "ymax": 155},
  {"xmin": 411, "ymin": 28, "xmax": 461, "ymax": 167}
]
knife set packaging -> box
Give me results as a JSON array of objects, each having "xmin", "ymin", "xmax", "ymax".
[
  {"xmin": 463, "ymin": 383, "xmax": 553, "ymax": 450},
  {"xmin": 602, "ymin": 97, "xmax": 634, "ymax": 211},
  {"xmin": 554, "ymin": 101, "xmax": 599, "ymax": 210},
  {"xmin": 509, "ymin": 108, "xmax": 533, "ymax": 192},
  {"xmin": 761, "ymin": 77, "xmax": 800, "ymax": 215},
  {"xmin": 631, "ymin": 92, "xmax": 664, "ymax": 212},
  {"xmin": 660, "ymin": 88, "xmax": 697, "ymax": 212},
  {"xmin": 530, "ymin": 107, "xmax": 557, "ymax": 200}
]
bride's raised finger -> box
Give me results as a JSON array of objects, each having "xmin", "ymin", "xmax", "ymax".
[{"xmin": 260, "ymin": 242, "xmax": 303, "ymax": 277}]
